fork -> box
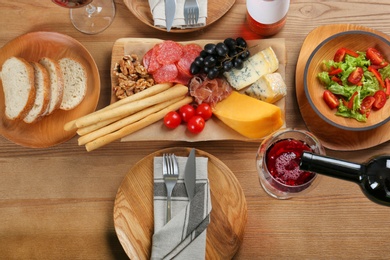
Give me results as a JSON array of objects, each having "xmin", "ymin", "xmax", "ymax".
[
  {"xmin": 162, "ymin": 153, "xmax": 179, "ymax": 223},
  {"xmin": 184, "ymin": 0, "xmax": 199, "ymax": 25}
]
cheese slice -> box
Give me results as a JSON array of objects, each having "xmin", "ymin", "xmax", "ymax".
[
  {"xmin": 245, "ymin": 72, "xmax": 286, "ymax": 103},
  {"xmin": 213, "ymin": 91, "xmax": 283, "ymax": 139},
  {"xmin": 223, "ymin": 47, "xmax": 279, "ymax": 90}
]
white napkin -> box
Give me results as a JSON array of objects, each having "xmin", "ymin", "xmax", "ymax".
[
  {"xmin": 152, "ymin": 156, "xmax": 211, "ymax": 260},
  {"xmin": 148, "ymin": 0, "xmax": 208, "ymax": 29}
]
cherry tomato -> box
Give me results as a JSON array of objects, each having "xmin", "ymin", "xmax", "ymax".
[
  {"xmin": 323, "ymin": 90, "xmax": 340, "ymax": 109},
  {"xmin": 366, "ymin": 47, "xmax": 387, "ymax": 67},
  {"xmin": 179, "ymin": 104, "xmax": 196, "ymax": 122},
  {"xmin": 334, "ymin": 47, "xmax": 359, "ymax": 62},
  {"xmin": 359, "ymin": 96, "xmax": 375, "ymax": 116},
  {"xmin": 373, "ymin": 90, "xmax": 387, "ymax": 110},
  {"xmin": 163, "ymin": 111, "xmax": 181, "ymax": 129},
  {"xmin": 348, "ymin": 67, "xmax": 363, "ymax": 85},
  {"xmin": 195, "ymin": 103, "xmax": 213, "ymax": 120},
  {"xmin": 187, "ymin": 115, "xmax": 205, "ymax": 134}
]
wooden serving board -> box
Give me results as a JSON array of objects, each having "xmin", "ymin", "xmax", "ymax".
[
  {"xmin": 296, "ymin": 24, "xmax": 390, "ymax": 151},
  {"xmin": 113, "ymin": 147, "xmax": 247, "ymax": 259},
  {"xmin": 124, "ymin": 0, "xmax": 235, "ymax": 33},
  {"xmin": 111, "ymin": 37, "xmax": 286, "ymax": 142}
]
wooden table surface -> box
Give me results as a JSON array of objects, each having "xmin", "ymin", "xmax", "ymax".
[{"xmin": 1, "ymin": 0, "xmax": 389, "ymax": 259}]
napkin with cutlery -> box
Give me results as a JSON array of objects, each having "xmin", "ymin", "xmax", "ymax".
[
  {"xmin": 148, "ymin": 0, "xmax": 208, "ymax": 29},
  {"xmin": 152, "ymin": 155, "xmax": 212, "ymax": 259}
]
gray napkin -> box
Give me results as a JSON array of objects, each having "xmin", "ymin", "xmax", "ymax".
[
  {"xmin": 152, "ymin": 156, "xmax": 211, "ymax": 260},
  {"xmin": 148, "ymin": 0, "xmax": 208, "ymax": 29}
]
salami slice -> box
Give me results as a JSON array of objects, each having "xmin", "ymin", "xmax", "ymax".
[
  {"xmin": 153, "ymin": 64, "xmax": 178, "ymax": 83},
  {"xmin": 177, "ymin": 49, "xmax": 200, "ymax": 76},
  {"xmin": 156, "ymin": 40, "xmax": 184, "ymax": 65},
  {"xmin": 148, "ymin": 43, "xmax": 162, "ymax": 73},
  {"xmin": 183, "ymin": 43, "xmax": 203, "ymax": 53},
  {"xmin": 142, "ymin": 48, "xmax": 153, "ymax": 70}
]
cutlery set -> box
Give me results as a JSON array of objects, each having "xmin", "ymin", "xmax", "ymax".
[
  {"xmin": 165, "ymin": 0, "xmax": 199, "ymax": 31},
  {"xmin": 162, "ymin": 148, "xmax": 196, "ymax": 223}
]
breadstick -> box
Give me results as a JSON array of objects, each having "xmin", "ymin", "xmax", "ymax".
[
  {"xmin": 76, "ymin": 116, "xmax": 121, "ymax": 136},
  {"xmin": 64, "ymin": 82, "xmax": 172, "ymax": 131},
  {"xmin": 75, "ymin": 84, "xmax": 188, "ymax": 128},
  {"xmin": 78, "ymin": 96, "xmax": 184, "ymax": 145},
  {"xmin": 85, "ymin": 96, "xmax": 193, "ymax": 152}
]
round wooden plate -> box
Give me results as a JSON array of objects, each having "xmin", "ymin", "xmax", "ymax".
[
  {"xmin": 113, "ymin": 147, "xmax": 247, "ymax": 259},
  {"xmin": 0, "ymin": 31, "xmax": 100, "ymax": 148},
  {"xmin": 296, "ymin": 24, "xmax": 390, "ymax": 151},
  {"xmin": 124, "ymin": 0, "xmax": 236, "ymax": 33}
]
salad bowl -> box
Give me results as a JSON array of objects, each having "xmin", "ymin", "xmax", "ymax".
[{"xmin": 304, "ymin": 30, "xmax": 390, "ymax": 131}]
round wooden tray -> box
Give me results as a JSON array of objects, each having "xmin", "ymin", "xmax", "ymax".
[
  {"xmin": 0, "ymin": 31, "xmax": 100, "ymax": 148},
  {"xmin": 123, "ymin": 0, "xmax": 235, "ymax": 33},
  {"xmin": 295, "ymin": 24, "xmax": 390, "ymax": 151},
  {"xmin": 113, "ymin": 147, "xmax": 247, "ymax": 259}
]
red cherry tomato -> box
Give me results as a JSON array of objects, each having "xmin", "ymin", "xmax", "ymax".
[
  {"xmin": 323, "ymin": 90, "xmax": 340, "ymax": 110},
  {"xmin": 334, "ymin": 47, "xmax": 359, "ymax": 62},
  {"xmin": 179, "ymin": 104, "xmax": 196, "ymax": 122},
  {"xmin": 360, "ymin": 96, "xmax": 375, "ymax": 116},
  {"xmin": 366, "ymin": 47, "xmax": 387, "ymax": 67},
  {"xmin": 373, "ymin": 90, "xmax": 387, "ymax": 110},
  {"xmin": 195, "ymin": 103, "xmax": 213, "ymax": 120},
  {"xmin": 187, "ymin": 115, "xmax": 205, "ymax": 134},
  {"xmin": 163, "ymin": 111, "xmax": 181, "ymax": 129},
  {"xmin": 348, "ymin": 67, "xmax": 363, "ymax": 85}
]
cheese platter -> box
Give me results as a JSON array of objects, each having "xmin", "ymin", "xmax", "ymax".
[{"xmin": 109, "ymin": 37, "xmax": 287, "ymax": 143}]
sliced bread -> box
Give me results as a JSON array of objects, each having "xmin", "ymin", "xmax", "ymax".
[
  {"xmin": 39, "ymin": 57, "xmax": 64, "ymax": 115},
  {"xmin": 1, "ymin": 57, "xmax": 36, "ymax": 120},
  {"xmin": 23, "ymin": 62, "xmax": 51, "ymax": 123},
  {"xmin": 59, "ymin": 58, "xmax": 87, "ymax": 110}
]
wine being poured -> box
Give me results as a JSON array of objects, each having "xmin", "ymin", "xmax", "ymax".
[
  {"xmin": 300, "ymin": 152, "xmax": 390, "ymax": 207},
  {"xmin": 52, "ymin": 0, "xmax": 115, "ymax": 34}
]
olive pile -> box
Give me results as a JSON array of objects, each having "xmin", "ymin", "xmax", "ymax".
[{"xmin": 190, "ymin": 37, "xmax": 250, "ymax": 79}]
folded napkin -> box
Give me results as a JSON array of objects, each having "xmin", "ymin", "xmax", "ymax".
[
  {"xmin": 152, "ymin": 155, "xmax": 211, "ymax": 260},
  {"xmin": 148, "ymin": 0, "xmax": 208, "ymax": 30}
]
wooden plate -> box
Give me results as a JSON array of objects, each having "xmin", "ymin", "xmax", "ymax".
[
  {"xmin": 111, "ymin": 37, "xmax": 286, "ymax": 142},
  {"xmin": 113, "ymin": 147, "xmax": 247, "ymax": 259},
  {"xmin": 296, "ymin": 24, "xmax": 390, "ymax": 151},
  {"xmin": 124, "ymin": 0, "xmax": 236, "ymax": 33},
  {"xmin": 0, "ymin": 31, "xmax": 100, "ymax": 148}
]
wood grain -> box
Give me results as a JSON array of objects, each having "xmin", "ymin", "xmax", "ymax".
[
  {"xmin": 0, "ymin": 32, "xmax": 100, "ymax": 148},
  {"xmin": 113, "ymin": 147, "xmax": 247, "ymax": 259},
  {"xmin": 123, "ymin": 0, "xmax": 236, "ymax": 33},
  {"xmin": 296, "ymin": 24, "xmax": 390, "ymax": 150}
]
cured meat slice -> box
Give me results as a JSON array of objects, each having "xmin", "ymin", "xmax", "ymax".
[
  {"xmin": 183, "ymin": 43, "xmax": 203, "ymax": 53},
  {"xmin": 156, "ymin": 40, "xmax": 184, "ymax": 65},
  {"xmin": 142, "ymin": 48, "xmax": 153, "ymax": 70},
  {"xmin": 177, "ymin": 49, "xmax": 200, "ymax": 76},
  {"xmin": 189, "ymin": 75, "xmax": 232, "ymax": 107},
  {"xmin": 153, "ymin": 64, "xmax": 178, "ymax": 83},
  {"xmin": 148, "ymin": 43, "xmax": 162, "ymax": 73}
]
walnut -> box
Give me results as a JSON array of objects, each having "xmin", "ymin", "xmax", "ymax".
[{"xmin": 113, "ymin": 54, "xmax": 154, "ymax": 100}]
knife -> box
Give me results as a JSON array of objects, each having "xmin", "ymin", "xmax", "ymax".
[
  {"xmin": 184, "ymin": 148, "xmax": 196, "ymax": 200},
  {"xmin": 165, "ymin": 0, "xmax": 176, "ymax": 32}
]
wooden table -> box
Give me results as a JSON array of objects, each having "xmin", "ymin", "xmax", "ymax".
[{"xmin": 0, "ymin": 0, "xmax": 389, "ymax": 259}]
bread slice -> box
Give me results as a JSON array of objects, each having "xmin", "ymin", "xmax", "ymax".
[
  {"xmin": 23, "ymin": 62, "xmax": 51, "ymax": 123},
  {"xmin": 59, "ymin": 58, "xmax": 87, "ymax": 110},
  {"xmin": 39, "ymin": 57, "xmax": 64, "ymax": 115},
  {"xmin": 1, "ymin": 57, "xmax": 36, "ymax": 120}
]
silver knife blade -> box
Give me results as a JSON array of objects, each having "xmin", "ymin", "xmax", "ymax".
[
  {"xmin": 165, "ymin": 0, "xmax": 176, "ymax": 32},
  {"xmin": 184, "ymin": 148, "xmax": 196, "ymax": 200}
]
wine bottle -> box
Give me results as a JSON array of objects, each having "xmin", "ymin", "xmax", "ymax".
[{"xmin": 300, "ymin": 151, "xmax": 390, "ymax": 207}]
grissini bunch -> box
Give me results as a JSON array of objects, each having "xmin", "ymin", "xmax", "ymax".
[{"xmin": 64, "ymin": 83, "xmax": 193, "ymax": 151}]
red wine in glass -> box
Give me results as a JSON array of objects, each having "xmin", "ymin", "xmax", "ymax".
[{"xmin": 52, "ymin": 0, "xmax": 115, "ymax": 34}]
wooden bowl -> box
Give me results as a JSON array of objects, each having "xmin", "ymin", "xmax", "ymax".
[{"xmin": 303, "ymin": 30, "xmax": 390, "ymax": 131}]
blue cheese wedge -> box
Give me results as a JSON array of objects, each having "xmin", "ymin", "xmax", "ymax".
[
  {"xmin": 223, "ymin": 47, "xmax": 279, "ymax": 90},
  {"xmin": 245, "ymin": 72, "xmax": 286, "ymax": 103}
]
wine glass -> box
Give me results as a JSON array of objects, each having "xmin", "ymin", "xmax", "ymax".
[
  {"xmin": 52, "ymin": 0, "xmax": 115, "ymax": 34},
  {"xmin": 256, "ymin": 129, "xmax": 326, "ymax": 199}
]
